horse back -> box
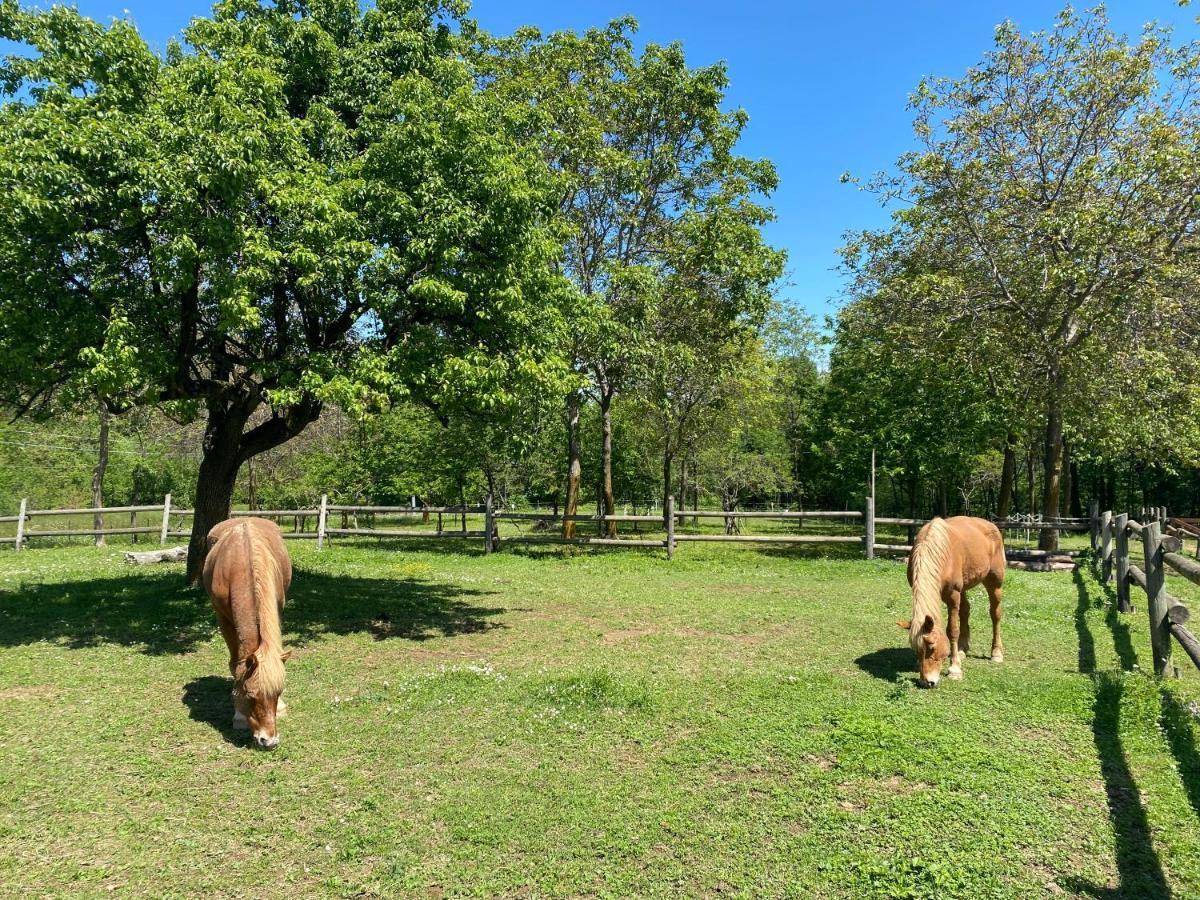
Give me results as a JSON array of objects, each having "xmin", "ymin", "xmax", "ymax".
[{"xmin": 945, "ymin": 516, "xmax": 1005, "ymax": 588}]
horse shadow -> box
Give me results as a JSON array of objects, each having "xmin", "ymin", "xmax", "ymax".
[
  {"xmin": 854, "ymin": 647, "xmax": 913, "ymax": 683},
  {"xmin": 182, "ymin": 675, "xmax": 245, "ymax": 747},
  {"xmin": 0, "ymin": 566, "xmax": 509, "ymax": 655}
]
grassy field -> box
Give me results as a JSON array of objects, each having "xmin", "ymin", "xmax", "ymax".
[{"xmin": 1, "ymin": 540, "xmax": 1199, "ymax": 898}]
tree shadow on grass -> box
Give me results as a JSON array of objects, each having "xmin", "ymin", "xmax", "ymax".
[
  {"xmin": 854, "ymin": 647, "xmax": 913, "ymax": 683},
  {"xmin": 182, "ymin": 675, "xmax": 245, "ymax": 747},
  {"xmin": 0, "ymin": 567, "xmax": 508, "ymax": 655}
]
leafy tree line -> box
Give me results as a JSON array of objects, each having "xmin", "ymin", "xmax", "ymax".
[{"xmin": 4, "ymin": 2, "xmax": 1200, "ymax": 561}]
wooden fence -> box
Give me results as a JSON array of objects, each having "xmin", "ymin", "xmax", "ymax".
[
  {"xmin": 3, "ymin": 491, "xmax": 1094, "ymax": 563},
  {"xmin": 1091, "ymin": 502, "xmax": 1200, "ymax": 678}
]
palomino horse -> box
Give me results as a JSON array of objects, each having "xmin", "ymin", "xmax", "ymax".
[
  {"xmin": 897, "ymin": 516, "xmax": 1005, "ymax": 688},
  {"xmin": 202, "ymin": 517, "xmax": 292, "ymax": 748}
]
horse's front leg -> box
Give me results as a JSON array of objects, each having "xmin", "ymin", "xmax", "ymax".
[{"xmin": 946, "ymin": 591, "xmax": 963, "ymax": 680}]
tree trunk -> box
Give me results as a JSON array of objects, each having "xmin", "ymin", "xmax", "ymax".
[
  {"xmin": 599, "ymin": 388, "xmax": 616, "ymax": 538},
  {"xmin": 662, "ymin": 448, "xmax": 673, "ymax": 528},
  {"xmin": 678, "ymin": 455, "xmax": 689, "ymax": 530},
  {"xmin": 1060, "ymin": 439, "xmax": 1073, "ymax": 520},
  {"xmin": 186, "ymin": 406, "xmax": 248, "ymax": 582},
  {"xmin": 1026, "ymin": 449, "xmax": 1036, "ymax": 516},
  {"xmin": 722, "ymin": 492, "xmax": 737, "ymax": 535},
  {"xmin": 1069, "ymin": 459, "xmax": 1083, "ymax": 517},
  {"xmin": 246, "ymin": 457, "xmax": 258, "ymax": 511},
  {"xmin": 936, "ymin": 481, "xmax": 949, "ymax": 518},
  {"xmin": 92, "ymin": 404, "xmax": 110, "ymax": 547},
  {"xmin": 185, "ymin": 395, "xmax": 320, "ymax": 582},
  {"xmin": 563, "ymin": 394, "xmax": 582, "ymax": 539},
  {"xmin": 1039, "ymin": 386, "xmax": 1065, "ymax": 551},
  {"xmin": 997, "ymin": 434, "xmax": 1017, "ymax": 520}
]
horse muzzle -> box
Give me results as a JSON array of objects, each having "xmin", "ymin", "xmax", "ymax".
[{"xmin": 254, "ymin": 733, "xmax": 280, "ymax": 750}]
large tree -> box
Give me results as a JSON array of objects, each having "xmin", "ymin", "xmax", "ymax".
[
  {"xmin": 0, "ymin": 0, "xmax": 567, "ymax": 578},
  {"xmin": 483, "ymin": 19, "xmax": 782, "ymax": 536},
  {"xmin": 841, "ymin": 7, "xmax": 1200, "ymax": 548}
]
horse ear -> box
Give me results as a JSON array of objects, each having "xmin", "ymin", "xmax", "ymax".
[
  {"xmin": 280, "ymin": 650, "xmax": 292, "ymax": 663},
  {"xmin": 920, "ymin": 615, "xmax": 935, "ymax": 635},
  {"xmin": 896, "ymin": 619, "xmax": 911, "ymax": 630}
]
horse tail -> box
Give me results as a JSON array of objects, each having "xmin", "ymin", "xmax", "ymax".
[
  {"xmin": 909, "ymin": 517, "xmax": 951, "ymax": 646},
  {"xmin": 242, "ymin": 523, "xmax": 286, "ymax": 696}
]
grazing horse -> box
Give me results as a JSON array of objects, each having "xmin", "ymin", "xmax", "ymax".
[
  {"xmin": 897, "ymin": 516, "xmax": 1005, "ymax": 688},
  {"xmin": 202, "ymin": 517, "xmax": 292, "ymax": 748}
]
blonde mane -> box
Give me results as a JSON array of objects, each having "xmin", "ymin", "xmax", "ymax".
[
  {"xmin": 909, "ymin": 517, "xmax": 951, "ymax": 647},
  {"xmin": 240, "ymin": 523, "xmax": 286, "ymax": 697}
]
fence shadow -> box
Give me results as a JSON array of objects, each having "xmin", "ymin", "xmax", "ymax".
[
  {"xmin": 1160, "ymin": 689, "xmax": 1200, "ymax": 825},
  {"xmin": 1068, "ymin": 568, "xmax": 1170, "ymax": 899},
  {"xmin": 0, "ymin": 567, "xmax": 507, "ymax": 655},
  {"xmin": 1064, "ymin": 672, "xmax": 1172, "ymax": 899}
]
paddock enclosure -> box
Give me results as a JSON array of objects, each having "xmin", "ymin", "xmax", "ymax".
[{"xmin": 2, "ymin": 541, "xmax": 1200, "ymax": 897}]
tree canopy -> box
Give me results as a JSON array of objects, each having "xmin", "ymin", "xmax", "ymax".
[{"xmin": 0, "ymin": 0, "xmax": 570, "ymax": 576}]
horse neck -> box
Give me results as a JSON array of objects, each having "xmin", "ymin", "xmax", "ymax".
[
  {"xmin": 242, "ymin": 525, "xmax": 285, "ymax": 696},
  {"xmin": 910, "ymin": 519, "xmax": 950, "ymax": 644}
]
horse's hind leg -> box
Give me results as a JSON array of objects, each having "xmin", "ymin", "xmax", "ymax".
[
  {"xmin": 959, "ymin": 592, "xmax": 972, "ymax": 658},
  {"xmin": 987, "ymin": 579, "xmax": 1004, "ymax": 663}
]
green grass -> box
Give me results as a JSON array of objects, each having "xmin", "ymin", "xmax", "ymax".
[{"xmin": 1, "ymin": 541, "xmax": 1199, "ymax": 898}]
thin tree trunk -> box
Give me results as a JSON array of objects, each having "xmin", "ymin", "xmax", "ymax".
[
  {"xmin": 92, "ymin": 404, "xmax": 110, "ymax": 547},
  {"xmin": 246, "ymin": 458, "xmax": 257, "ymax": 511},
  {"xmin": 1039, "ymin": 385, "xmax": 1065, "ymax": 551},
  {"xmin": 997, "ymin": 433, "xmax": 1017, "ymax": 520},
  {"xmin": 600, "ymin": 388, "xmax": 616, "ymax": 538},
  {"xmin": 563, "ymin": 394, "xmax": 582, "ymax": 539},
  {"xmin": 1069, "ymin": 459, "xmax": 1083, "ymax": 518},
  {"xmin": 662, "ymin": 448, "xmax": 674, "ymax": 528},
  {"xmin": 1026, "ymin": 450, "xmax": 1036, "ymax": 516},
  {"xmin": 1060, "ymin": 438, "xmax": 1073, "ymax": 520},
  {"xmin": 678, "ymin": 455, "xmax": 689, "ymax": 532}
]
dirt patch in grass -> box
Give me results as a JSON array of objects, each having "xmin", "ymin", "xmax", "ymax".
[
  {"xmin": 0, "ymin": 685, "xmax": 58, "ymax": 701},
  {"xmin": 601, "ymin": 627, "xmax": 660, "ymax": 644}
]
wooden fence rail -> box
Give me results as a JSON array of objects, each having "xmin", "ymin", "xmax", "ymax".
[
  {"xmin": 1095, "ymin": 506, "xmax": 1200, "ymax": 678},
  {"xmin": 1, "ymin": 489, "xmax": 1129, "ymax": 566}
]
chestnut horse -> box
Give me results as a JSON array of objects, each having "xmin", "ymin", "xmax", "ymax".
[
  {"xmin": 897, "ymin": 516, "xmax": 1005, "ymax": 688},
  {"xmin": 202, "ymin": 517, "xmax": 292, "ymax": 748}
]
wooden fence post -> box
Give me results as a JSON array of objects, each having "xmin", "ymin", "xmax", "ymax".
[
  {"xmin": 317, "ymin": 494, "xmax": 328, "ymax": 550},
  {"xmin": 864, "ymin": 495, "xmax": 875, "ymax": 561},
  {"xmin": 1089, "ymin": 499, "xmax": 1100, "ymax": 551},
  {"xmin": 1114, "ymin": 513, "xmax": 1131, "ymax": 613},
  {"xmin": 1101, "ymin": 511, "xmax": 1113, "ymax": 583},
  {"xmin": 484, "ymin": 495, "xmax": 494, "ymax": 555},
  {"xmin": 1143, "ymin": 521, "xmax": 1172, "ymax": 678},
  {"xmin": 15, "ymin": 498, "xmax": 27, "ymax": 551},
  {"xmin": 159, "ymin": 494, "xmax": 172, "ymax": 546},
  {"xmin": 666, "ymin": 495, "xmax": 675, "ymax": 561}
]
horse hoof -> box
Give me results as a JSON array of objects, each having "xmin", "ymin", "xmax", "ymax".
[
  {"xmin": 948, "ymin": 667, "xmax": 963, "ymax": 680},
  {"xmin": 991, "ymin": 653, "xmax": 1004, "ymax": 663}
]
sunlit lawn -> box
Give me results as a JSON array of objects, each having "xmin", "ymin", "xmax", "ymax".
[{"xmin": 1, "ymin": 539, "xmax": 1199, "ymax": 898}]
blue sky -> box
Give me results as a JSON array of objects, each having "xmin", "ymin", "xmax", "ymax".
[{"xmin": 7, "ymin": 1, "xmax": 1198, "ymax": 321}]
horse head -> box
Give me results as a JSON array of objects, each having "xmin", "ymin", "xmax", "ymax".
[
  {"xmin": 896, "ymin": 615, "xmax": 950, "ymax": 688},
  {"xmin": 233, "ymin": 649, "xmax": 291, "ymax": 749}
]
